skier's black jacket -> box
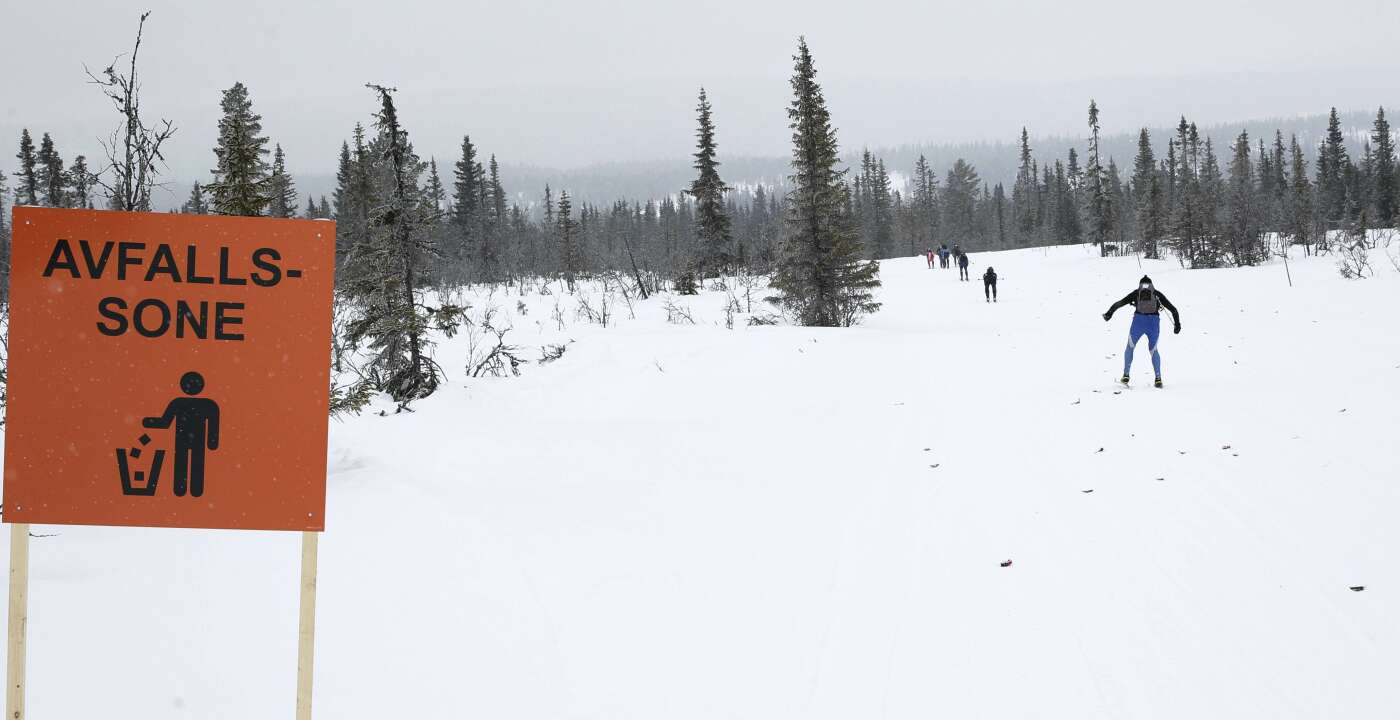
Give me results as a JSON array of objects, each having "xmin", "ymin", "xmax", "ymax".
[{"xmin": 1104, "ymin": 276, "xmax": 1180, "ymax": 324}]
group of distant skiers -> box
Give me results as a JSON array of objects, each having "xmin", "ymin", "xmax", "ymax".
[
  {"xmin": 923, "ymin": 245, "xmax": 1183, "ymax": 387},
  {"xmin": 926, "ymin": 244, "xmax": 997, "ymax": 301}
]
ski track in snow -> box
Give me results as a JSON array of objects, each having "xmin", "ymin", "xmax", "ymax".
[{"xmin": 4, "ymin": 243, "xmax": 1399, "ymax": 718}]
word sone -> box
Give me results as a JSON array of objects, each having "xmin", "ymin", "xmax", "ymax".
[{"xmin": 98, "ymin": 298, "xmax": 245, "ymax": 340}]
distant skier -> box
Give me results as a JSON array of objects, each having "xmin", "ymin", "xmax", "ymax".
[
  {"xmin": 1103, "ymin": 275, "xmax": 1181, "ymax": 388},
  {"xmin": 983, "ymin": 266, "xmax": 997, "ymax": 301},
  {"xmin": 926, "ymin": 248, "xmax": 935, "ymax": 269},
  {"xmin": 957, "ymin": 251, "xmax": 970, "ymax": 281},
  {"xmin": 939, "ymin": 244, "xmax": 950, "ymax": 268}
]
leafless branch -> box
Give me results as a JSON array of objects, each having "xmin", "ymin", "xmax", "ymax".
[{"xmin": 84, "ymin": 11, "xmax": 176, "ymax": 211}]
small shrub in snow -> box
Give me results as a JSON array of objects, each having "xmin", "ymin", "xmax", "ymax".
[
  {"xmin": 747, "ymin": 313, "xmax": 780, "ymax": 326},
  {"xmin": 723, "ymin": 292, "xmax": 741, "ymax": 329},
  {"xmin": 551, "ymin": 299, "xmax": 566, "ymax": 331},
  {"xmin": 734, "ymin": 271, "xmax": 765, "ymax": 313},
  {"xmin": 664, "ymin": 300, "xmax": 696, "ymax": 325},
  {"xmin": 466, "ymin": 307, "xmax": 528, "ymax": 378},
  {"xmin": 539, "ymin": 343, "xmax": 570, "ymax": 365},
  {"xmin": 1337, "ymin": 241, "xmax": 1373, "ymax": 279}
]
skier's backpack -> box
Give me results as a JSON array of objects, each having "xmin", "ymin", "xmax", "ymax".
[{"xmin": 1135, "ymin": 283, "xmax": 1159, "ymax": 314}]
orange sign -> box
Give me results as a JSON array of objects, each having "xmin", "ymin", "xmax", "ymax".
[{"xmin": 3, "ymin": 208, "xmax": 335, "ymax": 531}]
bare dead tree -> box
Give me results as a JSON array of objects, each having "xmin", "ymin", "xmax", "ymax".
[
  {"xmin": 85, "ymin": 12, "xmax": 176, "ymax": 211},
  {"xmin": 575, "ymin": 292, "xmax": 612, "ymax": 327},
  {"xmin": 603, "ymin": 271, "xmax": 637, "ymax": 320},
  {"xmin": 619, "ymin": 226, "xmax": 650, "ymax": 299}
]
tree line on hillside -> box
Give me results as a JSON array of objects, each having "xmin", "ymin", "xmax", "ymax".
[
  {"xmin": 12, "ymin": 64, "xmax": 1399, "ymax": 277},
  {"xmin": 14, "ymin": 96, "xmax": 1391, "ymax": 282}
]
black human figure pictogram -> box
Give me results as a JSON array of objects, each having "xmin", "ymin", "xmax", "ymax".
[{"xmin": 143, "ymin": 371, "xmax": 220, "ymax": 497}]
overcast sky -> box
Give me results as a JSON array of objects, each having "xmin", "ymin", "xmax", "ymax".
[{"xmin": 3, "ymin": 0, "xmax": 1399, "ymax": 183}]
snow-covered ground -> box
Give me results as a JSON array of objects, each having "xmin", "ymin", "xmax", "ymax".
[{"xmin": 5, "ymin": 242, "xmax": 1400, "ymax": 718}]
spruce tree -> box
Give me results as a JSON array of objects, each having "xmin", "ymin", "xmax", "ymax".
[
  {"xmin": 1164, "ymin": 140, "xmax": 1179, "ymax": 209},
  {"xmin": 1371, "ymin": 107, "xmax": 1396, "ymax": 226},
  {"xmin": 332, "ymin": 140, "xmax": 353, "ymax": 219},
  {"xmin": 452, "ymin": 135, "xmax": 482, "ymax": 278},
  {"xmin": 208, "ymin": 82, "xmax": 271, "ymax": 216},
  {"xmin": 943, "ymin": 159, "xmax": 982, "ymax": 243},
  {"xmin": 36, "ymin": 133, "xmax": 67, "ymax": 207},
  {"xmin": 912, "ymin": 154, "xmax": 939, "ymax": 251},
  {"xmin": 1131, "ymin": 129, "xmax": 1164, "ymax": 258},
  {"xmin": 348, "ymin": 125, "xmax": 375, "ymax": 256},
  {"xmin": 1051, "ymin": 159, "xmax": 1081, "ymax": 244},
  {"xmin": 1317, "ymin": 107, "xmax": 1351, "ymax": 228},
  {"xmin": 1012, "ymin": 129, "xmax": 1037, "ymax": 240},
  {"xmin": 1266, "ymin": 131, "xmax": 1288, "ymax": 230},
  {"xmin": 1197, "ymin": 138, "xmax": 1226, "ymax": 267},
  {"xmin": 68, "ymin": 155, "xmax": 94, "ymax": 209},
  {"xmin": 769, "ymin": 38, "xmax": 879, "ymax": 327},
  {"xmin": 423, "ymin": 157, "xmax": 450, "ymax": 276},
  {"xmin": 13, "ymin": 130, "xmax": 38, "ymax": 206},
  {"xmin": 1084, "ymin": 101, "xmax": 1112, "ymax": 252},
  {"xmin": 1039, "ymin": 162, "xmax": 1055, "ymax": 242},
  {"xmin": 340, "ymin": 85, "xmax": 461, "ymax": 403},
  {"xmin": 853, "ymin": 150, "xmax": 872, "ymax": 253},
  {"xmin": 424, "ymin": 158, "xmax": 446, "ymax": 216},
  {"xmin": 992, "ymin": 183, "xmax": 1007, "ymax": 246},
  {"xmin": 869, "ymin": 157, "xmax": 894, "ymax": 258},
  {"xmin": 1224, "ymin": 130, "xmax": 1262, "ymax": 265},
  {"xmin": 1106, "ymin": 160, "xmax": 1128, "ymax": 248},
  {"xmin": 331, "ymin": 135, "xmax": 370, "ymax": 262},
  {"xmin": 1169, "ymin": 118, "xmax": 1203, "ymax": 264},
  {"xmin": 688, "ymin": 87, "xmax": 733, "ymax": 278},
  {"xmin": 483, "ymin": 154, "xmax": 506, "ymax": 281},
  {"xmin": 557, "ymin": 190, "xmax": 580, "ymax": 291},
  {"xmin": 1286, "ymin": 134, "xmax": 1314, "ymax": 251},
  {"xmin": 266, "ymin": 143, "xmax": 298, "ymax": 218},
  {"xmin": 181, "ymin": 181, "xmax": 209, "ymax": 214},
  {"xmin": 1358, "ymin": 141, "xmax": 1376, "ymax": 224}
]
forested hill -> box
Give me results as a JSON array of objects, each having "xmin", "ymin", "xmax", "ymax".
[{"xmin": 245, "ymin": 108, "xmax": 1390, "ymax": 214}]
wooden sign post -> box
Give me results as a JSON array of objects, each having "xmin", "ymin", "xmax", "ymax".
[
  {"xmin": 6, "ymin": 523, "xmax": 28, "ymax": 719},
  {"xmin": 297, "ymin": 531, "xmax": 319, "ymax": 720},
  {"xmin": 3, "ymin": 207, "xmax": 336, "ymax": 718}
]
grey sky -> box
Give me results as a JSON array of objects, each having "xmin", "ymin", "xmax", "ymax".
[{"xmin": 3, "ymin": 0, "xmax": 1399, "ymax": 184}]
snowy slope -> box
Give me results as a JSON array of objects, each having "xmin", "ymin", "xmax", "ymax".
[{"xmin": 4, "ymin": 243, "xmax": 1400, "ymax": 719}]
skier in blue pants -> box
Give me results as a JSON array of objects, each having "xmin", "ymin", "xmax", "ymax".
[{"xmin": 1103, "ymin": 275, "xmax": 1181, "ymax": 388}]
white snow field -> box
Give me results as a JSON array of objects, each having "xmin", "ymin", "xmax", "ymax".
[{"xmin": 4, "ymin": 242, "xmax": 1399, "ymax": 719}]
